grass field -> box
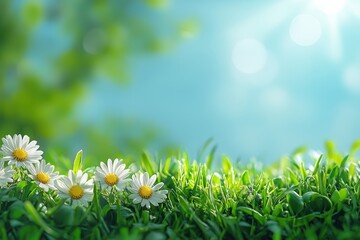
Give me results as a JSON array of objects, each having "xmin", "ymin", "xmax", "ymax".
[{"xmin": 1, "ymin": 138, "xmax": 360, "ymax": 240}]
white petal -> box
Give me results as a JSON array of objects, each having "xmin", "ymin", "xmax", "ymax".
[
  {"xmin": 141, "ymin": 199, "xmax": 148, "ymax": 207},
  {"xmin": 54, "ymin": 180, "xmax": 69, "ymax": 193},
  {"xmin": 133, "ymin": 197, "xmax": 142, "ymax": 204},
  {"xmin": 27, "ymin": 163, "xmax": 37, "ymax": 176},
  {"xmin": 25, "ymin": 140, "xmax": 37, "ymax": 150},
  {"xmin": 129, "ymin": 193, "xmax": 138, "ymax": 200},
  {"xmin": 21, "ymin": 135, "xmax": 30, "ymax": 149},
  {"xmin": 113, "ymin": 158, "xmax": 119, "ymax": 167},
  {"xmin": 152, "ymin": 182, "xmax": 164, "ymax": 191},
  {"xmin": 14, "ymin": 134, "xmax": 20, "ymax": 148},
  {"xmin": 127, "ymin": 187, "xmax": 138, "ymax": 193},
  {"xmin": 143, "ymin": 172, "xmax": 149, "ymax": 185},
  {"xmin": 100, "ymin": 162, "xmax": 109, "ymax": 174},
  {"xmin": 62, "ymin": 177, "xmax": 73, "ymax": 189},
  {"xmin": 80, "ymin": 173, "xmax": 88, "ymax": 185},
  {"xmin": 149, "ymin": 198, "xmax": 159, "ymax": 206},
  {"xmin": 148, "ymin": 174, "xmax": 157, "ymax": 187},
  {"xmin": 157, "ymin": 190, "xmax": 168, "ymax": 195},
  {"xmin": 107, "ymin": 159, "xmax": 113, "ymax": 173}
]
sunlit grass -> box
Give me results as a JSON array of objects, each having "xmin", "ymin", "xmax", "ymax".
[{"xmin": 1, "ymin": 140, "xmax": 360, "ymax": 239}]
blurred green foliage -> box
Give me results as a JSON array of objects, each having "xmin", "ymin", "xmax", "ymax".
[{"xmin": 0, "ymin": 0, "xmax": 194, "ymax": 165}]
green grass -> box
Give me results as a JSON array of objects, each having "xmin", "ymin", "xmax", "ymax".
[{"xmin": 1, "ymin": 141, "xmax": 360, "ymax": 240}]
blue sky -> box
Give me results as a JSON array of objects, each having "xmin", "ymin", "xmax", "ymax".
[{"xmin": 78, "ymin": 0, "xmax": 360, "ymax": 163}]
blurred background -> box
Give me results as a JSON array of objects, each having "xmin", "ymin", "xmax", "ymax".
[{"xmin": 1, "ymin": 0, "xmax": 360, "ymax": 167}]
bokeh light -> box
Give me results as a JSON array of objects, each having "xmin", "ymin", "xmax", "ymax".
[
  {"xmin": 289, "ymin": 14, "xmax": 322, "ymax": 46},
  {"xmin": 232, "ymin": 38, "xmax": 268, "ymax": 74},
  {"xmin": 314, "ymin": 0, "xmax": 346, "ymax": 15},
  {"xmin": 343, "ymin": 63, "xmax": 360, "ymax": 93}
]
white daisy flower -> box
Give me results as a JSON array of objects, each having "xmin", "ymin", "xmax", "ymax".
[
  {"xmin": 27, "ymin": 160, "xmax": 59, "ymax": 192},
  {"xmin": 95, "ymin": 158, "xmax": 131, "ymax": 191},
  {"xmin": 128, "ymin": 172, "xmax": 168, "ymax": 209},
  {"xmin": 0, "ymin": 134, "xmax": 43, "ymax": 168},
  {"xmin": 0, "ymin": 162, "xmax": 16, "ymax": 187},
  {"xmin": 54, "ymin": 170, "xmax": 94, "ymax": 207}
]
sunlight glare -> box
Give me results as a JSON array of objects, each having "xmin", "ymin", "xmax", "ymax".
[{"xmin": 314, "ymin": 0, "xmax": 346, "ymax": 15}]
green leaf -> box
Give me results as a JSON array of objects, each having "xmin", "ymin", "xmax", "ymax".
[
  {"xmin": 292, "ymin": 146, "xmax": 308, "ymax": 155},
  {"xmin": 141, "ymin": 151, "xmax": 155, "ymax": 175},
  {"xmin": 241, "ymin": 170, "xmax": 250, "ymax": 185},
  {"xmin": 24, "ymin": 201, "xmax": 59, "ymax": 237},
  {"xmin": 18, "ymin": 224, "xmax": 42, "ymax": 240},
  {"xmin": 266, "ymin": 221, "xmax": 281, "ymax": 240},
  {"xmin": 145, "ymin": 232, "xmax": 167, "ymax": 240},
  {"xmin": 142, "ymin": 210, "xmax": 150, "ymax": 224},
  {"xmin": 303, "ymin": 192, "xmax": 332, "ymax": 212},
  {"xmin": 272, "ymin": 204, "xmax": 283, "ymax": 217},
  {"xmin": 163, "ymin": 157, "xmax": 171, "ymax": 174},
  {"xmin": 328, "ymin": 166, "xmax": 339, "ymax": 181},
  {"xmin": 325, "ymin": 141, "xmax": 342, "ymax": 165},
  {"xmin": 350, "ymin": 140, "xmax": 360, "ymax": 155},
  {"xmin": 340, "ymin": 155, "xmax": 349, "ymax": 170},
  {"xmin": 52, "ymin": 205, "xmax": 74, "ymax": 226},
  {"xmin": 73, "ymin": 150, "xmax": 83, "ymax": 174},
  {"xmin": 312, "ymin": 154, "xmax": 323, "ymax": 176},
  {"xmin": 338, "ymin": 188, "xmax": 348, "ymax": 201},
  {"xmin": 0, "ymin": 222, "xmax": 8, "ymax": 240},
  {"xmin": 349, "ymin": 162, "xmax": 356, "ymax": 178},
  {"xmin": 272, "ymin": 177, "xmax": 284, "ymax": 188},
  {"xmin": 222, "ymin": 155, "xmax": 233, "ymax": 174},
  {"xmin": 9, "ymin": 201, "xmax": 25, "ymax": 220},
  {"xmin": 17, "ymin": 181, "xmax": 28, "ymax": 189},
  {"xmin": 237, "ymin": 206, "xmax": 266, "ymax": 224},
  {"xmin": 287, "ymin": 168, "xmax": 299, "ymax": 185},
  {"xmin": 71, "ymin": 227, "xmax": 81, "ymax": 240},
  {"xmin": 286, "ymin": 191, "xmax": 304, "ymax": 215},
  {"xmin": 205, "ymin": 145, "xmax": 217, "ymax": 169},
  {"xmin": 331, "ymin": 191, "xmax": 340, "ymax": 204},
  {"xmin": 211, "ymin": 172, "xmax": 221, "ymax": 186}
]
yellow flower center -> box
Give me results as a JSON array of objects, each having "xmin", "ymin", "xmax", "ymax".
[
  {"xmin": 69, "ymin": 185, "xmax": 84, "ymax": 199},
  {"xmin": 104, "ymin": 173, "xmax": 119, "ymax": 186},
  {"xmin": 138, "ymin": 186, "xmax": 152, "ymax": 199},
  {"xmin": 12, "ymin": 148, "xmax": 27, "ymax": 161},
  {"xmin": 36, "ymin": 172, "xmax": 50, "ymax": 184}
]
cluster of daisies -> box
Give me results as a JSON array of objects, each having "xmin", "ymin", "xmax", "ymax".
[{"xmin": 0, "ymin": 134, "xmax": 168, "ymax": 209}]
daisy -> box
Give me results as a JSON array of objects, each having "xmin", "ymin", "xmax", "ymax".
[
  {"xmin": 0, "ymin": 162, "xmax": 16, "ymax": 187},
  {"xmin": 27, "ymin": 160, "xmax": 59, "ymax": 192},
  {"xmin": 0, "ymin": 134, "xmax": 43, "ymax": 168},
  {"xmin": 54, "ymin": 170, "xmax": 94, "ymax": 207},
  {"xmin": 95, "ymin": 158, "xmax": 131, "ymax": 191},
  {"xmin": 128, "ymin": 172, "xmax": 168, "ymax": 209}
]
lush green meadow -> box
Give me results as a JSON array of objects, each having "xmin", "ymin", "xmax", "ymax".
[{"xmin": 1, "ymin": 140, "xmax": 360, "ymax": 240}]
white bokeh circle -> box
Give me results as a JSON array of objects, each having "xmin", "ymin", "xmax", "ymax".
[
  {"xmin": 289, "ymin": 14, "xmax": 322, "ymax": 46},
  {"xmin": 232, "ymin": 38, "xmax": 267, "ymax": 74}
]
